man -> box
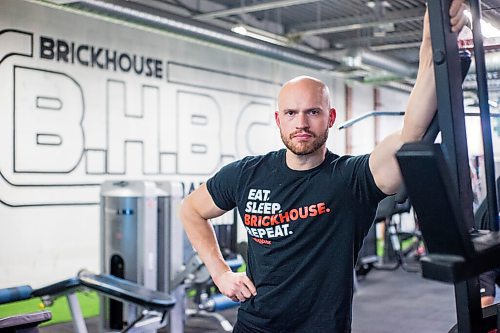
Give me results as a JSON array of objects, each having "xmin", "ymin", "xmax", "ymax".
[
  {"xmin": 480, "ymin": 269, "xmax": 500, "ymax": 307},
  {"xmin": 181, "ymin": 1, "xmax": 468, "ymax": 332}
]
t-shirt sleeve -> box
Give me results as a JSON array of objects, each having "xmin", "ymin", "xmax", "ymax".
[
  {"xmin": 206, "ymin": 160, "xmax": 241, "ymax": 211},
  {"xmin": 340, "ymin": 154, "xmax": 386, "ymax": 206}
]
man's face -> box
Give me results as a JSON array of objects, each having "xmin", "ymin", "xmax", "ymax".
[{"xmin": 275, "ymin": 78, "xmax": 335, "ymax": 156}]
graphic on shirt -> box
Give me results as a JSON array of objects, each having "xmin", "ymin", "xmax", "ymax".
[{"xmin": 243, "ymin": 188, "xmax": 331, "ymax": 244}]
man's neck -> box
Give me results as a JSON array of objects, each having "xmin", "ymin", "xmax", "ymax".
[{"xmin": 285, "ymin": 147, "xmax": 327, "ymax": 171}]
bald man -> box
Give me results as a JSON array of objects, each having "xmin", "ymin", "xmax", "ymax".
[{"xmin": 181, "ymin": 2, "xmax": 468, "ymax": 332}]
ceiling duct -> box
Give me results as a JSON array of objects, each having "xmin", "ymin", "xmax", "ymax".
[
  {"xmin": 470, "ymin": 51, "xmax": 500, "ymax": 73},
  {"xmin": 342, "ymin": 48, "xmax": 418, "ymax": 78},
  {"xmin": 67, "ymin": 0, "xmax": 339, "ymax": 71},
  {"xmin": 194, "ymin": 0, "xmax": 322, "ymax": 20}
]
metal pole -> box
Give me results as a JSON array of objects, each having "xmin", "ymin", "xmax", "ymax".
[
  {"xmin": 428, "ymin": 1, "xmax": 482, "ymax": 331},
  {"xmin": 470, "ymin": 0, "xmax": 499, "ymax": 231},
  {"xmin": 67, "ymin": 293, "xmax": 88, "ymax": 333},
  {"xmin": 428, "ymin": 0, "xmax": 475, "ymax": 227}
]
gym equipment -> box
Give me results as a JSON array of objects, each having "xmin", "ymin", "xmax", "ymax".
[
  {"xmin": 356, "ymin": 196, "xmax": 423, "ymax": 277},
  {"xmin": 100, "ymin": 181, "xmax": 243, "ymax": 332},
  {"xmin": 100, "ymin": 180, "xmax": 184, "ymax": 332},
  {"xmin": 173, "ymin": 252, "xmax": 243, "ymax": 332},
  {"xmin": 396, "ymin": 1, "xmax": 500, "ymax": 332},
  {"xmin": 377, "ymin": 196, "xmax": 422, "ymax": 272},
  {"xmin": 338, "ymin": 110, "xmax": 500, "ymax": 131},
  {"xmin": 474, "ymin": 177, "xmax": 500, "ymax": 232},
  {"xmin": 0, "ymin": 270, "xmax": 175, "ymax": 333}
]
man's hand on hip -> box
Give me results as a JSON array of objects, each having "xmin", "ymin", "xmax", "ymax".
[{"xmin": 213, "ymin": 271, "xmax": 257, "ymax": 302}]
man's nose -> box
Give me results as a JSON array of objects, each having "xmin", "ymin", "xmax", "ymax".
[{"xmin": 296, "ymin": 112, "xmax": 309, "ymax": 128}]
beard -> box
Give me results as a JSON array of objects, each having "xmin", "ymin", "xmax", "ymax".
[{"xmin": 280, "ymin": 128, "xmax": 329, "ymax": 155}]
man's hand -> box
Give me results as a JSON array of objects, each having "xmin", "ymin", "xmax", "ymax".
[
  {"xmin": 422, "ymin": 0, "xmax": 468, "ymax": 44},
  {"xmin": 213, "ymin": 270, "xmax": 257, "ymax": 302},
  {"xmin": 449, "ymin": 0, "xmax": 469, "ymax": 33}
]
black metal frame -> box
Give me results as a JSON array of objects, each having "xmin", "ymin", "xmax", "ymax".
[{"xmin": 396, "ymin": 1, "xmax": 500, "ymax": 332}]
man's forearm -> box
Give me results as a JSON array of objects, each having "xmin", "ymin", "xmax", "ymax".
[
  {"xmin": 369, "ymin": 40, "xmax": 438, "ymax": 195},
  {"xmin": 181, "ymin": 198, "xmax": 231, "ymax": 281},
  {"xmin": 401, "ymin": 39, "xmax": 437, "ymax": 142}
]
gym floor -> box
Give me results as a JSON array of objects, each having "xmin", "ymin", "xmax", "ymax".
[{"xmin": 39, "ymin": 267, "xmax": 465, "ymax": 333}]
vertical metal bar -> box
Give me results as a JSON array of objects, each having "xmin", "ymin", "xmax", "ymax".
[
  {"xmin": 427, "ymin": 0, "xmax": 474, "ymax": 228},
  {"xmin": 168, "ymin": 182, "xmax": 185, "ymax": 333},
  {"xmin": 497, "ymin": 304, "xmax": 500, "ymax": 331},
  {"xmin": 67, "ymin": 293, "xmax": 88, "ymax": 333},
  {"xmin": 454, "ymin": 279, "xmax": 484, "ymax": 333},
  {"xmin": 427, "ymin": 1, "xmax": 483, "ymax": 332},
  {"xmin": 470, "ymin": 0, "xmax": 499, "ymax": 231}
]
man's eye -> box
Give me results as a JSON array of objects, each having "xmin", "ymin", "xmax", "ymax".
[{"xmin": 310, "ymin": 110, "xmax": 319, "ymax": 115}]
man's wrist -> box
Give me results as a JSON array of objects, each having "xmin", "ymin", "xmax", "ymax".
[{"xmin": 212, "ymin": 267, "xmax": 232, "ymax": 285}]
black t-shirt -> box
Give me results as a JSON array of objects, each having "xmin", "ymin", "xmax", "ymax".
[{"xmin": 207, "ymin": 149, "xmax": 385, "ymax": 333}]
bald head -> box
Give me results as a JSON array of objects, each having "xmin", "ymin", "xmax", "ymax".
[
  {"xmin": 274, "ymin": 76, "xmax": 336, "ymax": 157},
  {"xmin": 278, "ymin": 76, "xmax": 331, "ymax": 112}
]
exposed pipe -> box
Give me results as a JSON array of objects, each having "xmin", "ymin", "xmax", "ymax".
[
  {"xmin": 370, "ymin": 41, "xmax": 422, "ymax": 51},
  {"xmin": 469, "ymin": 51, "xmax": 500, "ymax": 73},
  {"xmin": 291, "ymin": 16, "xmax": 421, "ymax": 37},
  {"xmin": 337, "ymin": 44, "xmax": 500, "ymax": 77},
  {"xmin": 342, "ymin": 48, "xmax": 418, "ymax": 78},
  {"xmin": 291, "ymin": 7, "xmax": 423, "ymax": 33},
  {"xmin": 194, "ymin": 0, "xmax": 322, "ymax": 20},
  {"xmin": 69, "ymin": 0, "xmax": 339, "ymax": 71}
]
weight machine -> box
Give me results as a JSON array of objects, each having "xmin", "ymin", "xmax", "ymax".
[{"xmin": 396, "ymin": 1, "xmax": 500, "ymax": 332}]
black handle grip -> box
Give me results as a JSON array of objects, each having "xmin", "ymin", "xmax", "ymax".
[{"xmin": 0, "ymin": 286, "xmax": 33, "ymax": 304}]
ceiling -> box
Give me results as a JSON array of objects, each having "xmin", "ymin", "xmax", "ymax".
[{"xmin": 60, "ymin": 0, "xmax": 499, "ymax": 99}]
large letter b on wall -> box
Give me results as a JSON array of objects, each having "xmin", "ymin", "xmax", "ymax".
[
  {"xmin": 177, "ymin": 91, "xmax": 221, "ymax": 174},
  {"xmin": 14, "ymin": 67, "xmax": 84, "ymax": 173}
]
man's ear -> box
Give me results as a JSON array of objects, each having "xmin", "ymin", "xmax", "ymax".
[
  {"xmin": 275, "ymin": 111, "xmax": 280, "ymax": 127},
  {"xmin": 329, "ymin": 108, "xmax": 336, "ymax": 127}
]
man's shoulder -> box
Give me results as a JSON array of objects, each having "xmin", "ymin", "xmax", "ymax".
[
  {"xmin": 234, "ymin": 149, "xmax": 284, "ymax": 168},
  {"xmin": 328, "ymin": 152, "xmax": 369, "ymax": 166}
]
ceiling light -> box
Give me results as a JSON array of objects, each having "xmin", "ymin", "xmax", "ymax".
[
  {"xmin": 231, "ymin": 25, "xmax": 248, "ymax": 36},
  {"xmin": 366, "ymin": 1, "xmax": 376, "ymax": 9},
  {"xmin": 366, "ymin": 1, "xmax": 391, "ymax": 9},
  {"xmin": 231, "ymin": 25, "xmax": 289, "ymax": 46}
]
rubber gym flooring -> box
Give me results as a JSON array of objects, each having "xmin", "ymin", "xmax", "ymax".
[{"xmin": 39, "ymin": 267, "xmax": 484, "ymax": 332}]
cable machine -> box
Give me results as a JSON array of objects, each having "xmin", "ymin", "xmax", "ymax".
[{"xmin": 396, "ymin": 0, "xmax": 500, "ymax": 332}]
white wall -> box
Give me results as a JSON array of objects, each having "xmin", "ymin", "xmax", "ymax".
[
  {"xmin": 326, "ymin": 77, "xmax": 347, "ymax": 155},
  {"xmin": 348, "ymin": 82, "xmax": 375, "ymax": 154},
  {"xmin": 377, "ymin": 87, "xmax": 410, "ymax": 140}
]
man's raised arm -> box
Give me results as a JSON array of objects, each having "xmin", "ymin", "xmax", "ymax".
[{"xmin": 369, "ymin": 0, "xmax": 468, "ymax": 195}]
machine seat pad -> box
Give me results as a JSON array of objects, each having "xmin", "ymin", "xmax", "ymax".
[{"xmin": 0, "ymin": 311, "xmax": 52, "ymax": 329}]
